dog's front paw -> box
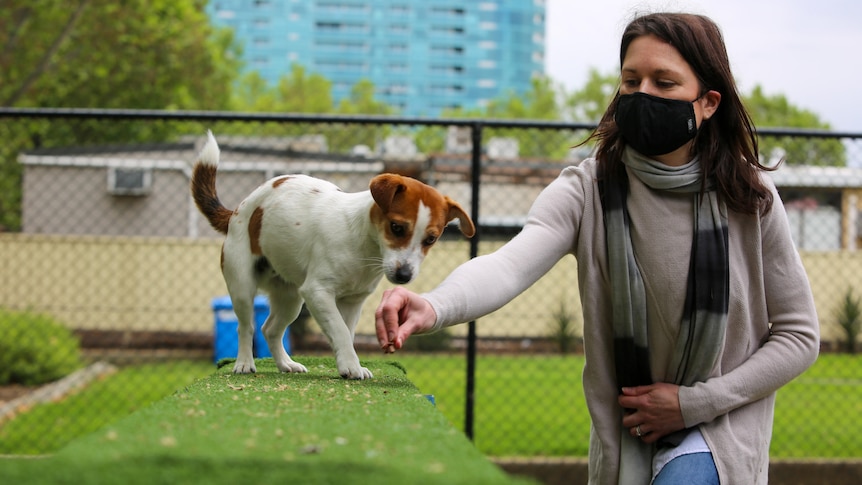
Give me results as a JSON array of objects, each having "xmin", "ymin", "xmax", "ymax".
[
  {"xmin": 339, "ymin": 364, "xmax": 373, "ymax": 380},
  {"xmin": 277, "ymin": 360, "xmax": 308, "ymax": 374},
  {"xmin": 233, "ymin": 359, "xmax": 257, "ymax": 374}
]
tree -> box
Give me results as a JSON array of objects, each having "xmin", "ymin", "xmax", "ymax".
[
  {"xmin": 0, "ymin": 0, "xmax": 242, "ymax": 231},
  {"xmin": 1, "ymin": 0, "xmax": 240, "ymax": 110},
  {"xmin": 563, "ymin": 68, "xmax": 618, "ymax": 123},
  {"xmin": 229, "ymin": 68, "xmax": 393, "ymax": 150},
  {"xmin": 484, "ymin": 76, "xmax": 561, "ymax": 121},
  {"xmin": 743, "ymin": 85, "xmax": 845, "ymax": 166},
  {"xmin": 337, "ymin": 79, "xmax": 394, "ymax": 116},
  {"xmin": 425, "ymin": 76, "xmax": 571, "ymax": 159}
]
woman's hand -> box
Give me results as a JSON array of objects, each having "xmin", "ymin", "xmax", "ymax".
[
  {"xmin": 375, "ymin": 287, "xmax": 437, "ymax": 353},
  {"xmin": 618, "ymin": 382, "xmax": 686, "ymax": 443}
]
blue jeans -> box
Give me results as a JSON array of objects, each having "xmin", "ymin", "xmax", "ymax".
[{"xmin": 653, "ymin": 452, "xmax": 719, "ymax": 485}]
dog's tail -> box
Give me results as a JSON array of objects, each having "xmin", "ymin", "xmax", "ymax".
[{"xmin": 190, "ymin": 131, "xmax": 232, "ymax": 234}]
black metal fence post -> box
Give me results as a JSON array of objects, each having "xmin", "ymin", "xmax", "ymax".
[{"xmin": 464, "ymin": 121, "xmax": 483, "ymax": 440}]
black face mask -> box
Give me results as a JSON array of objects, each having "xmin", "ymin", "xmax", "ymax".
[{"xmin": 614, "ymin": 92, "xmax": 699, "ymax": 156}]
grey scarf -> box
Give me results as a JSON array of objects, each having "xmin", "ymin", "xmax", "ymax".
[{"xmin": 599, "ymin": 147, "xmax": 729, "ymax": 484}]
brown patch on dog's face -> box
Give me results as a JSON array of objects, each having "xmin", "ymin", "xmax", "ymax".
[
  {"xmin": 369, "ymin": 174, "xmax": 419, "ymax": 250},
  {"xmin": 369, "ymin": 174, "xmax": 475, "ymax": 253},
  {"xmin": 248, "ymin": 207, "xmax": 264, "ymax": 255}
]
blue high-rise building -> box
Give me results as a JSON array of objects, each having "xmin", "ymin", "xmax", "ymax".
[{"xmin": 207, "ymin": 0, "xmax": 546, "ymax": 116}]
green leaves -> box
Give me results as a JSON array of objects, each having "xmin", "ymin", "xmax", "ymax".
[{"xmin": 1, "ymin": 0, "xmax": 237, "ymax": 110}]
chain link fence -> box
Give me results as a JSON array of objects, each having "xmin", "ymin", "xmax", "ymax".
[{"xmin": 1, "ymin": 109, "xmax": 860, "ymax": 460}]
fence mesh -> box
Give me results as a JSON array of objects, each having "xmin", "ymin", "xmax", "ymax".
[{"xmin": 1, "ymin": 111, "xmax": 860, "ymax": 459}]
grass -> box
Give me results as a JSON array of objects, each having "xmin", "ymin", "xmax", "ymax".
[
  {"xmin": 769, "ymin": 353, "xmax": 862, "ymax": 458},
  {"xmin": 0, "ymin": 357, "xmax": 531, "ymax": 485},
  {"xmin": 387, "ymin": 352, "xmax": 862, "ymax": 458},
  {"xmin": 0, "ymin": 360, "xmax": 213, "ymax": 454}
]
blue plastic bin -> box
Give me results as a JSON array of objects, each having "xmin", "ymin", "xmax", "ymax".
[{"xmin": 211, "ymin": 295, "xmax": 291, "ymax": 362}]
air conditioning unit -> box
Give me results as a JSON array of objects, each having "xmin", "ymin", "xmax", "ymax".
[{"xmin": 107, "ymin": 167, "xmax": 152, "ymax": 196}]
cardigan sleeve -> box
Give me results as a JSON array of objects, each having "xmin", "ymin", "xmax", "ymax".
[
  {"xmin": 424, "ymin": 166, "xmax": 588, "ymax": 328},
  {"xmin": 678, "ymin": 182, "xmax": 820, "ymax": 427}
]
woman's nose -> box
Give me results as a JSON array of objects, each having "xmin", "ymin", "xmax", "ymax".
[{"xmin": 636, "ymin": 81, "xmax": 659, "ymax": 96}]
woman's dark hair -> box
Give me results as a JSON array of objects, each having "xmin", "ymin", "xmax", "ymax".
[{"xmin": 586, "ymin": 12, "xmax": 773, "ymax": 214}]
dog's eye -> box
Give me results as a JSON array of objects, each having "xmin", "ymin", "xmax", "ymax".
[
  {"xmin": 390, "ymin": 222, "xmax": 406, "ymax": 237},
  {"xmin": 423, "ymin": 235, "xmax": 437, "ymax": 246}
]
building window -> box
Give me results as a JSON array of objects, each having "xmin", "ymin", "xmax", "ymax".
[
  {"xmin": 430, "ymin": 84, "xmax": 463, "ymax": 94},
  {"xmin": 315, "ymin": 21, "xmax": 368, "ymax": 33},
  {"xmin": 316, "ymin": 40, "xmax": 368, "ymax": 52},
  {"xmin": 317, "ymin": 2, "xmax": 369, "ymax": 14},
  {"xmin": 430, "ymin": 25, "xmax": 465, "ymax": 36},
  {"xmin": 431, "ymin": 45, "xmax": 464, "ymax": 56},
  {"xmin": 388, "ymin": 62, "xmax": 409, "ymax": 72},
  {"xmin": 385, "ymin": 84, "xmax": 410, "ymax": 94},
  {"xmin": 315, "ymin": 59, "xmax": 367, "ymax": 72},
  {"xmin": 430, "ymin": 7, "xmax": 465, "ymax": 17},
  {"xmin": 431, "ymin": 65, "xmax": 464, "ymax": 75}
]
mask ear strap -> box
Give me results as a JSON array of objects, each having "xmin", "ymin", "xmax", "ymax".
[{"xmin": 692, "ymin": 88, "xmax": 713, "ymax": 103}]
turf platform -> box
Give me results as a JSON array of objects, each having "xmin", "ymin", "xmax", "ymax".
[{"xmin": 0, "ymin": 357, "xmax": 531, "ymax": 484}]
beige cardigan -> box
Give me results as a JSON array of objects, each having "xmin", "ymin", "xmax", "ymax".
[{"xmin": 425, "ymin": 158, "xmax": 820, "ymax": 484}]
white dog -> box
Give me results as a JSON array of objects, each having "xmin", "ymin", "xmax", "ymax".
[{"xmin": 191, "ymin": 131, "xmax": 474, "ymax": 379}]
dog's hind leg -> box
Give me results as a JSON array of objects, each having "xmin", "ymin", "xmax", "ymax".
[
  {"xmin": 228, "ymin": 292, "xmax": 258, "ymax": 374},
  {"xmin": 262, "ymin": 281, "xmax": 308, "ymax": 374},
  {"xmin": 222, "ymin": 249, "xmax": 259, "ymax": 374}
]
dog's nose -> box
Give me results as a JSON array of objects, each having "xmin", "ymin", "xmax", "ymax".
[{"xmin": 392, "ymin": 266, "xmax": 413, "ymax": 284}]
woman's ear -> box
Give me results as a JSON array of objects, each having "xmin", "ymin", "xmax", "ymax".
[{"xmin": 699, "ymin": 89, "xmax": 722, "ymax": 121}]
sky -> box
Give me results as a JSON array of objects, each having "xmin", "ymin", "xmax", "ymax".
[{"xmin": 545, "ymin": 0, "xmax": 862, "ymax": 132}]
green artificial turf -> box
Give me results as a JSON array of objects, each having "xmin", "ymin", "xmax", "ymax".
[{"xmin": 0, "ymin": 357, "xmax": 533, "ymax": 485}]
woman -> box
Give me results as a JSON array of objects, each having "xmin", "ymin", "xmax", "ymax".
[{"xmin": 375, "ymin": 12, "xmax": 819, "ymax": 485}]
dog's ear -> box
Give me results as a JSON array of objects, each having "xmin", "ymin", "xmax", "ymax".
[
  {"xmin": 445, "ymin": 197, "xmax": 476, "ymax": 238},
  {"xmin": 369, "ymin": 174, "xmax": 406, "ymax": 213}
]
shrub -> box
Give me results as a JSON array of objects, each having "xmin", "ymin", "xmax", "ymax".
[
  {"xmin": 403, "ymin": 328, "xmax": 452, "ymax": 352},
  {"xmin": 549, "ymin": 301, "xmax": 581, "ymax": 354},
  {"xmin": 835, "ymin": 288, "xmax": 861, "ymax": 354},
  {"xmin": 0, "ymin": 308, "xmax": 82, "ymax": 385}
]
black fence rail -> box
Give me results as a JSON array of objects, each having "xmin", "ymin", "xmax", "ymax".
[{"xmin": 1, "ymin": 108, "xmax": 861, "ymax": 460}]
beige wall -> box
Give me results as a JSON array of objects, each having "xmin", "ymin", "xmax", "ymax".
[{"xmin": 0, "ymin": 234, "xmax": 857, "ymax": 345}]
